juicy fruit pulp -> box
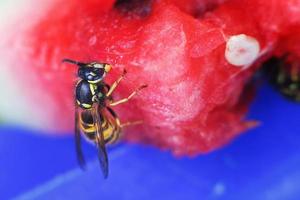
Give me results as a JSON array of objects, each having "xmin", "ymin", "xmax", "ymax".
[{"xmin": 4, "ymin": 0, "xmax": 300, "ymax": 155}]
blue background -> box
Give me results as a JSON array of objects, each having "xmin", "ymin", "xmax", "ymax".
[{"xmin": 0, "ymin": 84, "xmax": 299, "ymax": 200}]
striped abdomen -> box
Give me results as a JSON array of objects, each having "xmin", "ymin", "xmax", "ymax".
[{"xmin": 79, "ymin": 109, "xmax": 120, "ymax": 144}]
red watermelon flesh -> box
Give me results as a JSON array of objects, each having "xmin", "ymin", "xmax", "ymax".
[{"xmin": 2, "ymin": 0, "xmax": 300, "ymax": 155}]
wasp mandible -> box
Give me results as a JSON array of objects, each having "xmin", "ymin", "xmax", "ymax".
[{"xmin": 63, "ymin": 58, "xmax": 147, "ymax": 178}]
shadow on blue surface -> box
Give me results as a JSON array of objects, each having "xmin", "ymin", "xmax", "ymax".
[{"xmin": 0, "ymin": 84, "xmax": 300, "ymax": 200}]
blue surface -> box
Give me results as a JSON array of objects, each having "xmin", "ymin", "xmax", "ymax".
[{"xmin": 0, "ymin": 84, "xmax": 300, "ymax": 200}]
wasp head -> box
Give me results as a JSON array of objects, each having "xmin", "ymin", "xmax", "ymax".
[{"xmin": 63, "ymin": 59, "xmax": 112, "ymax": 83}]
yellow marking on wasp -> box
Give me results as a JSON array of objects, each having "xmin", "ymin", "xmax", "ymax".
[
  {"xmin": 86, "ymin": 64, "xmax": 93, "ymax": 68},
  {"xmin": 80, "ymin": 123, "xmax": 96, "ymax": 133},
  {"xmin": 89, "ymin": 84, "xmax": 97, "ymax": 96},
  {"xmin": 79, "ymin": 116, "xmax": 117, "ymax": 143},
  {"xmin": 82, "ymin": 103, "xmax": 92, "ymax": 109},
  {"xmin": 101, "ymin": 119, "xmax": 108, "ymax": 128},
  {"xmin": 103, "ymin": 124, "xmax": 115, "ymax": 141},
  {"xmin": 90, "ymin": 72, "xmax": 96, "ymax": 76},
  {"xmin": 94, "ymin": 63, "xmax": 103, "ymax": 69},
  {"xmin": 112, "ymin": 132, "xmax": 120, "ymax": 143},
  {"xmin": 81, "ymin": 122, "xmax": 94, "ymax": 128},
  {"xmin": 88, "ymin": 79, "xmax": 102, "ymax": 84}
]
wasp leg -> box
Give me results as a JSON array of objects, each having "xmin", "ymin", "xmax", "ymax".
[
  {"xmin": 106, "ymin": 69, "xmax": 127, "ymax": 97},
  {"xmin": 120, "ymin": 120, "xmax": 143, "ymax": 128},
  {"xmin": 103, "ymin": 83, "xmax": 111, "ymax": 93},
  {"xmin": 106, "ymin": 107, "xmax": 121, "ymax": 126},
  {"xmin": 94, "ymin": 104, "xmax": 109, "ymax": 179},
  {"xmin": 103, "ymin": 83, "xmax": 113, "ymax": 101},
  {"xmin": 75, "ymin": 105, "xmax": 86, "ymax": 170},
  {"xmin": 109, "ymin": 84, "xmax": 147, "ymax": 106}
]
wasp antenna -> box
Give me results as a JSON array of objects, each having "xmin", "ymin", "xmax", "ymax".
[
  {"xmin": 62, "ymin": 58, "xmax": 78, "ymax": 64},
  {"xmin": 62, "ymin": 58, "xmax": 86, "ymax": 67}
]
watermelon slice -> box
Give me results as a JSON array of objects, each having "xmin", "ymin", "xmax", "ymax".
[{"xmin": 1, "ymin": 0, "xmax": 300, "ymax": 155}]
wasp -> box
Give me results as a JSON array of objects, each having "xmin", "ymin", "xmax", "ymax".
[
  {"xmin": 62, "ymin": 58, "xmax": 147, "ymax": 178},
  {"xmin": 265, "ymin": 56, "xmax": 300, "ymax": 101}
]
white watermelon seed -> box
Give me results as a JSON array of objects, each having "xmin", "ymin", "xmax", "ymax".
[{"xmin": 225, "ymin": 34, "xmax": 260, "ymax": 67}]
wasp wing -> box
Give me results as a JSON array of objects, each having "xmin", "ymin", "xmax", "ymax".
[
  {"xmin": 75, "ymin": 105, "xmax": 86, "ymax": 170},
  {"xmin": 93, "ymin": 104, "xmax": 109, "ymax": 179}
]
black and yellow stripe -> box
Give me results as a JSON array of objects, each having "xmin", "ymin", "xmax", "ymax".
[{"xmin": 79, "ymin": 110, "xmax": 121, "ymax": 144}]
